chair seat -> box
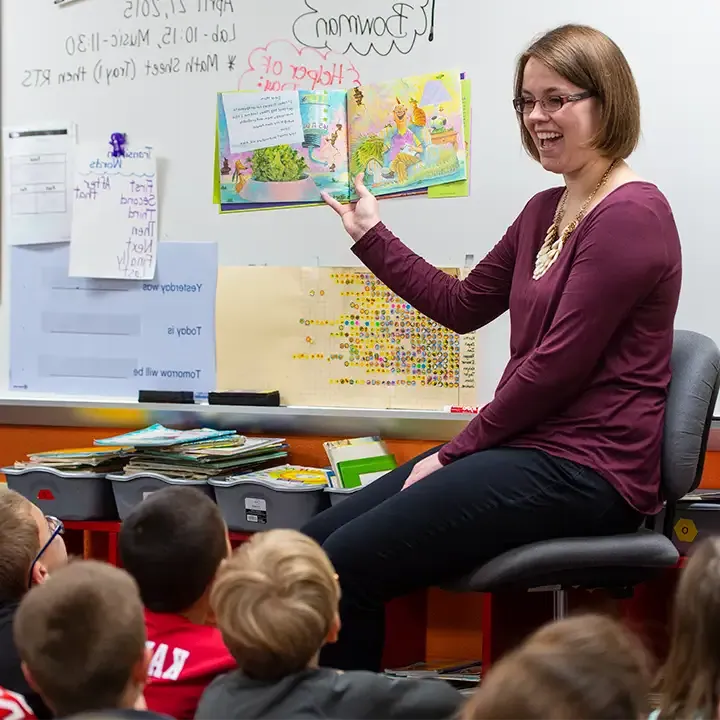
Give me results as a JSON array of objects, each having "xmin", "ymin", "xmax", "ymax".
[{"xmin": 445, "ymin": 529, "xmax": 680, "ymax": 594}]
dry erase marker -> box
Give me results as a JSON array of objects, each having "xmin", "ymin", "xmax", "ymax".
[{"xmin": 444, "ymin": 405, "xmax": 481, "ymax": 414}]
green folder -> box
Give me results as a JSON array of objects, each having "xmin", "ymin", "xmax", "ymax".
[{"xmin": 336, "ymin": 455, "xmax": 397, "ymax": 489}]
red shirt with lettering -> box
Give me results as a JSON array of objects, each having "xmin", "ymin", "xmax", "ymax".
[
  {"xmin": 0, "ymin": 688, "xmax": 36, "ymax": 720},
  {"xmin": 143, "ymin": 609, "xmax": 236, "ymax": 720}
]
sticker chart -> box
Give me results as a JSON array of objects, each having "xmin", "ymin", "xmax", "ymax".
[{"xmin": 217, "ymin": 267, "xmax": 477, "ymax": 409}]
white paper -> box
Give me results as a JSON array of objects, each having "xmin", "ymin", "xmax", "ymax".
[
  {"xmin": 222, "ymin": 92, "xmax": 304, "ymax": 153},
  {"xmin": 69, "ymin": 145, "xmax": 157, "ymax": 280},
  {"xmin": 3, "ymin": 123, "xmax": 75, "ymax": 246}
]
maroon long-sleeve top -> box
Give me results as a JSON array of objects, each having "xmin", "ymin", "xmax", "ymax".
[{"xmin": 352, "ymin": 182, "xmax": 682, "ymax": 515}]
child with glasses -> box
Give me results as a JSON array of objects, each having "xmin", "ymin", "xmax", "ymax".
[
  {"xmin": 0, "ymin": 490, "xmax": 67, "ymax": 718},
  {"xmin": 196, "ymin": 529, "xmax": 462, "ymax": 720}
]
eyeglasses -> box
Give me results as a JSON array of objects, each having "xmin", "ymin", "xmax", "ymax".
[
  {"xmin": 513, "ymin": 91, "xmax": 595, "ymax": 115},
  {"xmin": 27, "ymin": 515, "xmax": 64, "ymax": 589}
]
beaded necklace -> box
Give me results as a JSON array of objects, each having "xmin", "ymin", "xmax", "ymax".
[{"xmin": 533, "ymin": 159, "xmax": 619, "ymax": 280}]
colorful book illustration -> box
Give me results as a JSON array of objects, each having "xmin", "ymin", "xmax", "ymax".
[
  {"xmin": 222, "ymin": 464, "xmax": 331, "ymax": 486},
  {"xmin": 215, "ymin": 70, "xmax": 469, "ymax": 212}
]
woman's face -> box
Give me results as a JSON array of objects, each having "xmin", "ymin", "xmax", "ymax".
[{"xmin": 521, "ymin": 57, "xmax": 601, "ymax": 176}]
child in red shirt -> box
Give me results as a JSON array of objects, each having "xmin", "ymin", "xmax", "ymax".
[
  {"xmin": 0, "ymin": 688, "xmax": 36, "ymax": 720},
  {"xmin": 119, "ymin": 487, "xmax": 235, "ymax": 720}
]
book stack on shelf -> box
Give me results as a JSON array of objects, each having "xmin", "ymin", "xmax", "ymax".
[{"xmin": 95, "ymin": 424, "xmax": 288, "ymax": 480}]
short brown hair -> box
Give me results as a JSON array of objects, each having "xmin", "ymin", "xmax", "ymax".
[
  {"xmin": 657, "ymin": 537, "xmax": 720, "ymax": 719},
  {"xmin": 119, "ymin": 486, "xmax": 228, "ymax": 613},
  {"xmin": 462, "ymin": 614, "xmax": 652, "ymax": 720},
  {"xmin": 13, "ymin": 560, "xmax": 146, "ymax": 717},
  {"xmin": 514, "ymin": 24, "xmax": 641, "ymax": 162},
  {"xmin": 0, "ymin": 490, "xmax": 40, "ymax": 602},
  {"xmin": 211, "ymin": 529, "xmax": 339, "ymax": 681}
]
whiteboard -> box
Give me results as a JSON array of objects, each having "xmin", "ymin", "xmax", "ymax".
[{"xmin": 2, "ymin": 0, "xmax": 719, "ymax": 411}]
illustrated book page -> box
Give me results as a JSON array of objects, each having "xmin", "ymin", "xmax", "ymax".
[
  {"xmin": 347, "ymin": 70, "xmax": 467, "ymax": 199},
  {"xmin": 217, "ymin": 89, "xmax": 350, "ymax": 211}
]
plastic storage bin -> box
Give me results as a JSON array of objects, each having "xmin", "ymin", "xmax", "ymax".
[
  {"xmin": 106, "ymin": 472, "xmax": 215, "ymax": 521},
  {"xmin": 209, "ymin": 476, "xmax": 329, "ymax": 532},
  {"xmin": 325, "ymin": 486, "xmax": 363, "ymax": 506},
  {"xmin": 1, "ymin": 466, "xmax": 118, "ymax": 520}
]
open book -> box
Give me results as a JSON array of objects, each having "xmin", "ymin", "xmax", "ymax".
[{"xmin": 215, "ymin": 70, "xmax": 469, "ymax": 212}]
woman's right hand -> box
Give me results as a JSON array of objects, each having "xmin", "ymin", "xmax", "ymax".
[{"xmin": 321, "ymin": 173, "xmax": 381, "ymax": 243}]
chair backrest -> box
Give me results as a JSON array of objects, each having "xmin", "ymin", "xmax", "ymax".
[{"xmin": 662, "ymin": 329, "xmax": 720, "ymax": 501}]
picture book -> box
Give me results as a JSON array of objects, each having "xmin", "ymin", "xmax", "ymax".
[
  {"xmin": 215, "ymin": 70, "xmax": 468, "ymax": 212},
  {"xmin": 225, "ymin": 464, "xmax": 331, "ymax": 485},
  {"xmin": 94, "ymin": 424, "xmax": 237, "ymax": 448}
]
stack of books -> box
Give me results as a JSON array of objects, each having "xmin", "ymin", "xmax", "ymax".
[
  {"xmin": 94, "ymin": 424, "xmax": 288, "ymax": 480},
  {"xmin": 13, "ymin": 446, "xmax": 132, "ymax": 474},
  {"xmin": 384, "ymin": 660, "xmax": 482, "ymax": 690}
]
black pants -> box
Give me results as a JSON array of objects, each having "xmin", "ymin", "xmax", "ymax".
[{"xmin": 301, "ymin": 445, "xmax": 643, "ymax": 672}]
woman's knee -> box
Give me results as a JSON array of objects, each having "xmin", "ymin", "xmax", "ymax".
[{"xmin": 300, "ymin": 511, "xmax": 339, "ymax": 546}]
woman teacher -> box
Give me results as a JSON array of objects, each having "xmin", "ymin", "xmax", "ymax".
[{"xmin": 302, "ymin": 24, "xmax": 682, "ymax": 672}]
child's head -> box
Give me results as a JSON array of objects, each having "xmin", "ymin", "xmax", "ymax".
[
  {"xmin": 462, "ymin": 613, "xmax": 652, "ymax": 720},
  {"xmin": 658, "ymin": 536, "xmax": 720, "ymax": 719},
  {"xmin": 119, "ymin": 486, "xmax": 230, "ymax": 615},
  {"xmin": 211, "ymin": 529, "xmax": 340, "ymax": 681},
  {"xmin": 0, "ymin": 490, "xmax": 67, "ymax": 601},
  {"xmin": 13, "ymin": 560, "xmax": 148, "ymax": 717}
]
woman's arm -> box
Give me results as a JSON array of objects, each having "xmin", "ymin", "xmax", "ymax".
[
  {"xmin": 438, "ymin": 199, "xmax": 678, "ymax": 464},
  {"xmin": 352, "ymin": 219, "xmax": 519, "ymax": 334}
]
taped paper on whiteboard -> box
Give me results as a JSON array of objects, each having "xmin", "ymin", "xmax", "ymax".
[{"xmin": 221, "ymin": 92, "xmax": 304, "ymax": 153}]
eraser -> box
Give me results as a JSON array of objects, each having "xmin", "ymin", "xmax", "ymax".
[
  {"xmin": 208, "ymin": 390, "xmax": 280, "ymax": 407},
  {"xmin": 139, "ymin": 390, "xmax": 195, "ymax": 404}
]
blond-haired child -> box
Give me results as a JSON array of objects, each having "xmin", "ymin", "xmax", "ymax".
[{"xmin": 196, "ymin": 529, "xmax": 462, "ymax": 719}]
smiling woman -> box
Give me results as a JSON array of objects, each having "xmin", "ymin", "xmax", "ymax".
[
  {"xmin": 514, "ymin": 25, "xmax": 640, "ymax": 172},
  {"xmin": 308, "ymin": 24, "xmax": 682, "ymax": 673}
]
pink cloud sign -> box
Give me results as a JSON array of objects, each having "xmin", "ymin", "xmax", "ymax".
[{"xmin": 238, "ymin": 39, "xmax": 362, "ymax": 92}]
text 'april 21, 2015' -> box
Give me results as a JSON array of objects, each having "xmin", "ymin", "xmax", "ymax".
[{"xmin": 20, "ymin": 0, "xmax": 238, "ymax": 88}]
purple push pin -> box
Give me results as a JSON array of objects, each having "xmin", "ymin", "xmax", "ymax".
[{"xmin": 110, "ymin": 133, "xmax": 126, "ymax": 157}]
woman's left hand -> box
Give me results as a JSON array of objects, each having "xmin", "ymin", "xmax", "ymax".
[{"xmin": 402, "ymin": 451, "xmax": 444, "ymax": 490}]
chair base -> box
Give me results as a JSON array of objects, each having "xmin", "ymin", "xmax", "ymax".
[{"xmin": 552, "ymin": 587, "xmax": 568, "ymax": 620}]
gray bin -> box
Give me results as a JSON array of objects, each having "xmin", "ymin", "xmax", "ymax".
[
  {"xmin": 2, "ymin": 466, "xmax": 118, "ymax": 521},
  {"xmin": 209, "ymin": 476, "xmax": 329, "ymax": 532},
  {"xmin": 107, "ymin": 472, "xmax": 215, "ymax": 521},
  {"xmin": 325, "ymin": 486, "xmax": 363, "ymax": 506}
]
